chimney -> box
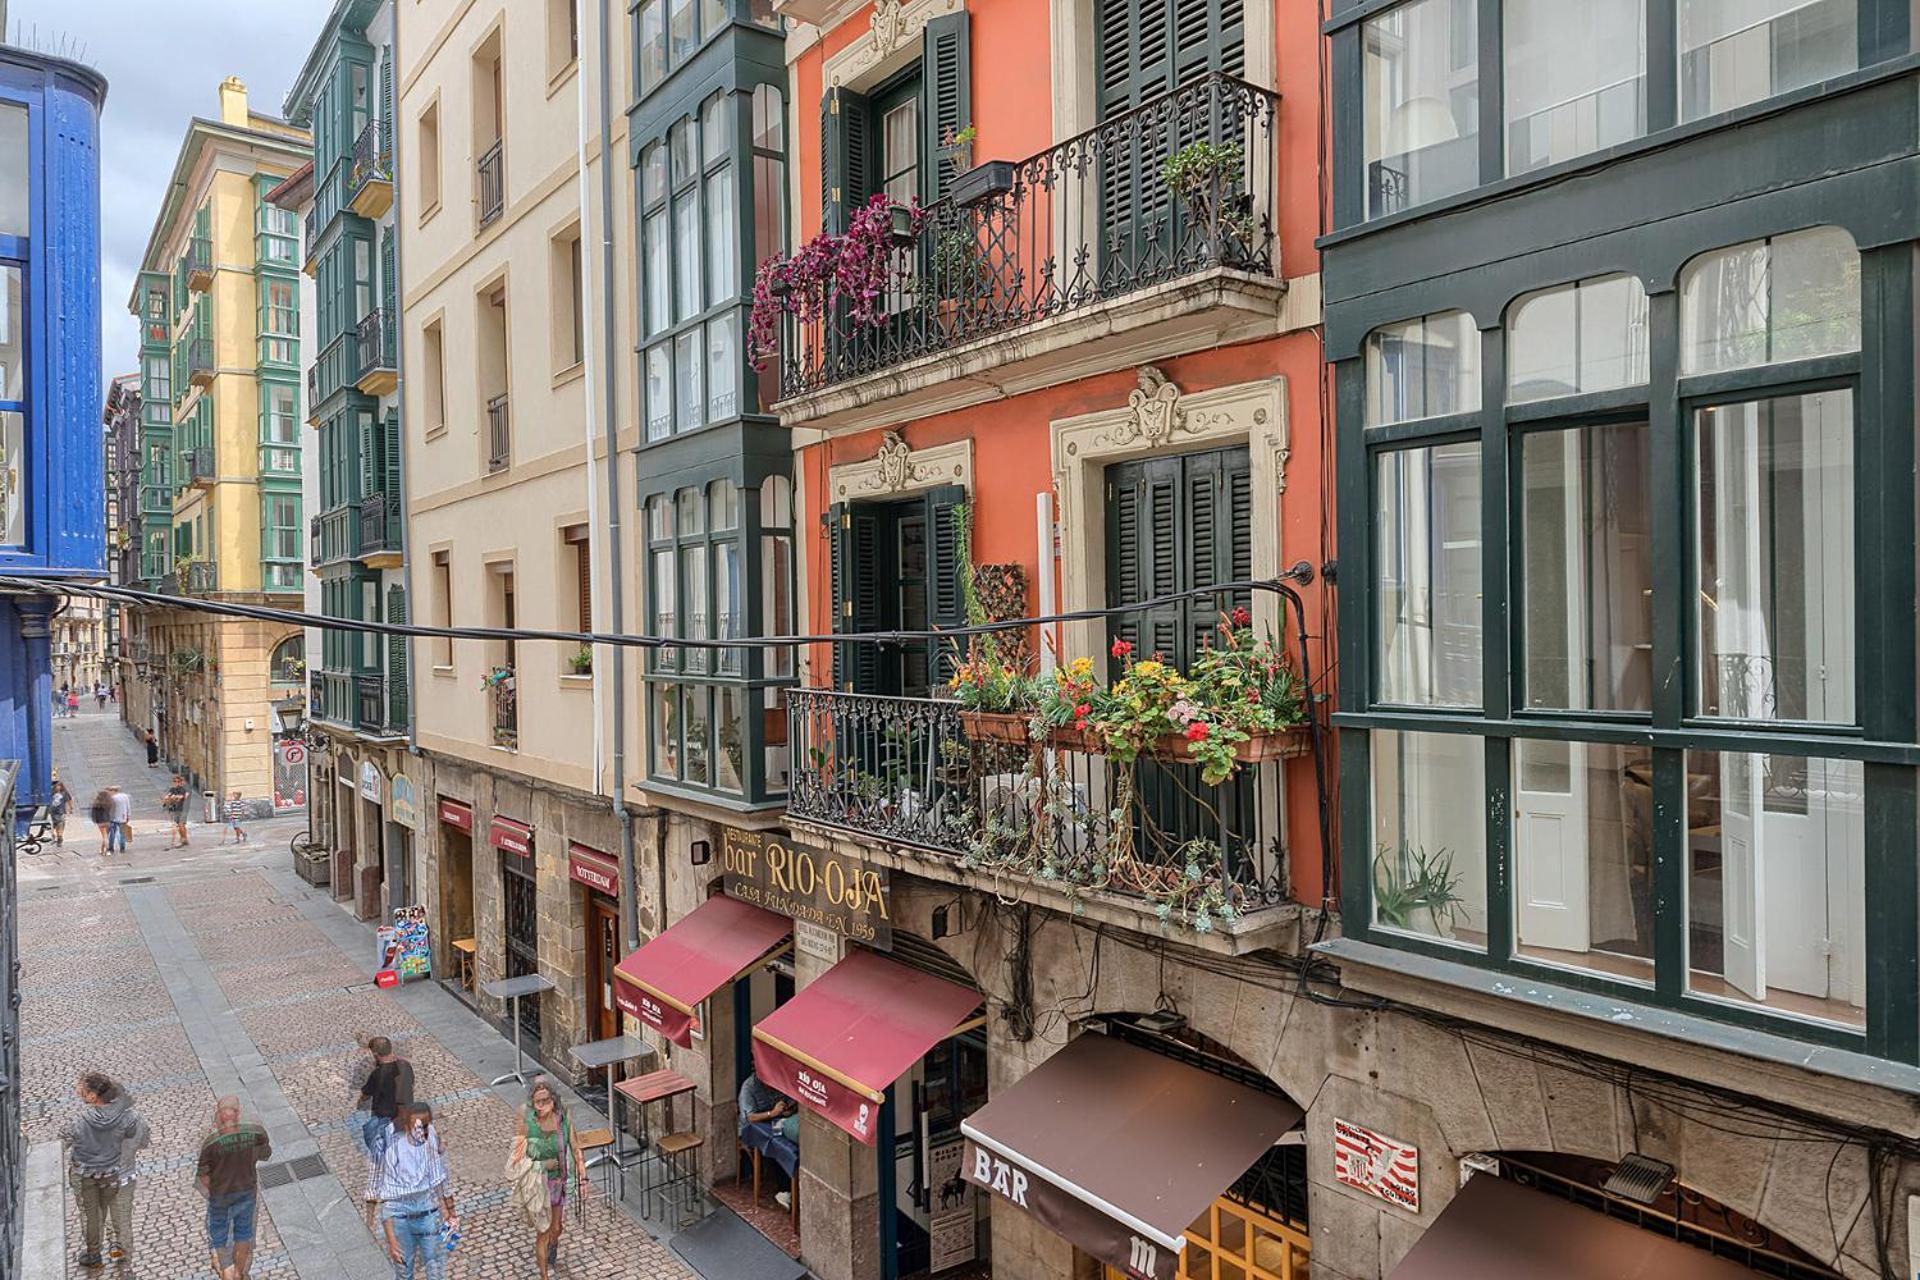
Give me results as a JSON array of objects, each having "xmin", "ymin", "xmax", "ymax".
[{"xmin": 217, "ymin": 76, "xmax": 248, "ymax": 127}]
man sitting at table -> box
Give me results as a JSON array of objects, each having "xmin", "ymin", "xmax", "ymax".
[
  {"xmin": 738, "ymin": 1073, "xmax": 799, "ymax": 1209},
  {"xmin": 737, "ymin": 1072, "xmax": 794, "ymax": 1133}
]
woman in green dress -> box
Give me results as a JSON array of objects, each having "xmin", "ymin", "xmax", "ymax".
[{"xmin": 510, "ymin": 1076, "xmax": 586, "ymax": 1280}]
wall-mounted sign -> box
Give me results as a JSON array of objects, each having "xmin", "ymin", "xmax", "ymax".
[
  {"xmin": 1333, "ymin": 1119, "xmax": 1419, "ymax": 1212},
  {"xmin": 926, "ymin": 1134, "xmax": 977, "ymax": 1272},
  {"xmin": 794, "ymin": 919, "xmax": 841, "ymax": 963},
  {"xmin": 390, "ymin": 774, "xmax": 418, "ymax": 830},
  {"xmin": 721, "ymin": 828, "xmax": 890, "ymax": 948},
  {"xmin": 437, "ymin": 797, "xmax": 473, "ymax": 831},
  {"xmin": 569, "ymin": 842, "xmax": 621, "ymax": 896},
  {"xmin": 359, "ymin": 761, "xmax": 384, "ymax": 803}
]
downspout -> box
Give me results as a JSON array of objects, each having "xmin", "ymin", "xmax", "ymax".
[
  {"xmin": 390, "ymin": 6, "xmax": 419, "ymax": 760},
  {"xmin": 572, "ymin": 4, "xmax": 606, "ymax": 795},
  {"xmin": 589, "ymin": 0, "xmax": 643, "ymax": 952}
]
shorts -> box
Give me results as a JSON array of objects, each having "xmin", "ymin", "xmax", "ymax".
[{"xmin": 206, "ymin": 1190, "xmax": 258, "ymax": 1248}]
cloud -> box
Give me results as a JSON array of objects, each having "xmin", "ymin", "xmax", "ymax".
[{"xmin": 12, "ymin": 0, "xmax": 330, "ymax": 381}]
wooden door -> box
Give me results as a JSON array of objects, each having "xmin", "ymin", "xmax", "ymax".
[{"xmin": 586, "ymin": 897, "xmax": 622, "ymax": 1042}]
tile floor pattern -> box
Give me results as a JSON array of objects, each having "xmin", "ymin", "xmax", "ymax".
[{"xmin": 18, "ymin": 708, "xmax": 698, "ymax": 1280}]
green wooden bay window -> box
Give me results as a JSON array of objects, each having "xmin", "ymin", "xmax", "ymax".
[{"xmin": 1336, "ymin": 221, "xmax": 1920, "ymax": 1057}]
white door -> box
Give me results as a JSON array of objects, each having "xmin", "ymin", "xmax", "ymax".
[{"xmin": 1719, "ymin": 750, "xmax": 1766, "ymax": 1000}]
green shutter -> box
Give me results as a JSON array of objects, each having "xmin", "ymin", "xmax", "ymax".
[
  {"xmin": 380, "ymin": 225, "xmax": 397, "ymax": 327},
  {"xmin": 820, "ymin": 86, "xmax": 872, "ymax": 235},
  {"xmin": 1106, "ymin": 455, "xmax": 1184, "ymax": 674},
  {"xmin": 386, "ymin": 585, "xmax": 409, "ymax": 729},
  {"xmin": 920, "ymin": 13, "xmax": 971, "ymax": 202},
  {"xmin": 383, "ymin": 408, "xmax": 402, "ymax": 500},
  {"xmin": 359, "ymin": 412, "xmax": 379, "ymax": 499},
  {"xmin": 828, "ymin": 503, "xmax": 883, "ymax": 692},
  {"xmin": 379, "ymin": 51, "xmax": 394, "ymax": 156},
  {"xmin": 924, "ymin": 485, "xmax": 967, "ymax": 681}
]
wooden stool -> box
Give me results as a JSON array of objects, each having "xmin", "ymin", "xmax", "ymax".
[
  {"xmin": 652, "ymin": 1131, "xmax": 704, "ymax": 1225},
  {"xmin": 576, "ymin": 1127, "xmax": 615, "ymax": 1207}
]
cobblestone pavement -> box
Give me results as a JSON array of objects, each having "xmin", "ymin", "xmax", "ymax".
[{"xmin": 18, "ymin": 708, "xmax": 698, "ymax": 1280}]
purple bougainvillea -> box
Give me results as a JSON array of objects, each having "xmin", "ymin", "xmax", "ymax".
[{"xmin": 748, "ymin": 193, "xmax": 925, "ymax": 371}]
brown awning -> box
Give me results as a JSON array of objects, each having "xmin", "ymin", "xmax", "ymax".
[
  {"xmin": 1390, "ymin": 1173, "xmax": 1766, "ymax": 1280},
  {"xmin": 960, "ymin": 1032, "xmax": 1302, "ymax": 1280}
]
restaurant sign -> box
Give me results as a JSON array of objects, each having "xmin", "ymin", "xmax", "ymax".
[{"xmin": 721, "ymin": 828, "xmax": 890, "ymax": 948}]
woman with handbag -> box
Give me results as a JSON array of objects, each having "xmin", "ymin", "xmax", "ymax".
[{"xmin": 509, "ymin": 1076, "xmax": 586, "ymax": 1280}]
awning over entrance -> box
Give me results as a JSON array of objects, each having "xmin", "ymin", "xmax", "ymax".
[
  {"xmin": 751, "ymin": 949, "xmax": 981, "ymax": 1145},
  {"xmin": 613, "ymin": 895, "xmax": 791, "ymax": 1046},
  {"xmin": 959, "ymin": 1032, "xmax": 1302, "ymax": 1280},
  {"xmin": 1389, "ymin": 1173, "xmax": 1765, "ymax": 1280},
  {"xmin": 488, "ymin": 815, "xmax": 532, "ymax": 856}
]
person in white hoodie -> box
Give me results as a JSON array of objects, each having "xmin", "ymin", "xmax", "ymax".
[{"xmin": 60, "ymin": 1072, "xmax": 151, "ymax": 1269}]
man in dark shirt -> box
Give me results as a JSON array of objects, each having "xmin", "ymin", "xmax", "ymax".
[
  {"xmin": 355, "ymin": 1036, "xmax": 414, "ymax": 1200},
  {"xmin": 196, "ymin": 1097, "xmax": 270, "ymax": 1280}
]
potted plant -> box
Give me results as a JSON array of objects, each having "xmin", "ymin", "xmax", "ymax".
[
  {"xmin": 937, "ymin": 124, "xmax": 977, "ymax": 176},
  {"xmin": 748, "ymin": 193, "xmax": 927, "ymax": 370},
  {"xmin": 568, "ymin": 646, "xmax": 594, "ymax": 676},
  {"xmin": 952, "ymin": 157, "xmax": 1018, "ymax": 209},
  {"xmin": 950, "ymin": 644, "xmax": 1045, "ymax": 743},
  {"xmin": 1162, "ymin": 140, "xmax": 1258, "ymax": 261},
  {"xmin": 1372, "ymin": 844, "xmax": 1466, "ymax": 939}
]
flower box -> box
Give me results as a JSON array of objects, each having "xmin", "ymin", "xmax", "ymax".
[
  {"xmin": 958, "ymin": 710, "xmax": 1033, "ymax": 745},
  {"xmin": 951, "ymin": 159, "xmax": 1016, "ymax": 208},
  {"xmin": 1047, "ymin": 723, "xmax": 1309, "ymax": 764}
]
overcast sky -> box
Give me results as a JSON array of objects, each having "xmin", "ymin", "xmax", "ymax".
[{"xmin": 11, "ymin": 0, "xmax": 331, "ymax": 380}]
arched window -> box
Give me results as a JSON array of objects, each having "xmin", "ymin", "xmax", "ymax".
[
  {"xmin": 1506, "ymin": 273, "xmax": 1649, "ymax": 401},
  {"xmin": 1364, "ymin": 310, "xmax": 1480, "ymax": 426},
  {"xmin": 1679, "ymin": 226, "xmax": 1859, "ymax": 375},
  {"xmin": 270, "ymin": 635, "xmax": 304, "ymax": 685}
]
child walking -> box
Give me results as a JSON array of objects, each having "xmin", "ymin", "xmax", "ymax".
[{"xmin": 223, "ymin": 792, "xmax": 247, "ymax": 845}]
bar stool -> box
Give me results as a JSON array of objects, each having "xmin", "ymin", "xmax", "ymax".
[
  {"xmin": 652, "ymin": 1131, "xmax": 705, "ymax": 1225},
  {"xmin": 575, "ymin": 1127, "xmax": 615, "ymax": 1212}
]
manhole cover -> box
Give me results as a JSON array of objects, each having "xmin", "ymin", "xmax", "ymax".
[
  {"xmin": 256, "ymin": 1162, "xmax": 294, "ymax": 1190},
  {"xmin": 118, "ymin": 876, "xmax": 156, "ymax": 885},
  {"xmin": 346, "ymin": 982, "xmax": 378, "ymax": 994},
  {"xmin": 287, "ymin": 1153, "xmax": 328, "ymax": 1181}
]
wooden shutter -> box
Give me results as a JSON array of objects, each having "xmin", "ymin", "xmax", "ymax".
[
  {"xmin": 574, "ymin": 531, "xmax": 593, "ymax": 633},
  {"xmin": 828, "ymin": 503, "xmax": 883, "ymax": 692},
  {"xmin": 923, "ymin": 485, "xmax": 968, "ymax": 681},
  {"xmin": 820, "ymin": 86, "xmax": 872, "ymax": 235},
  {"xmin": 359, "ymin": 412, "xmax": 380, "ymax": 498},
  {"xmin": 379, "ymin": 50, "xmax": 394, "ymax": 155},
  {"xmin": 1184, "ymin": 446, "xmax": 1252, "ymax": 662},
  {"xmin": 385, "ymin": 585, "xmax": 409, "ymax": 728},
  {"xmin": 380, "ymin": 225, "xmax": 397, "ymax": 325},
  {"xmin": 920, "ymin": 12, "xmax": 971, "ymax": 202},
  {"xmin": 1106, "ymin": 456, "xmax": 1185, "ymax": 675},
  {"xmin": 383, "ymin": 408, "xmax": 402, "ymax": 500}
]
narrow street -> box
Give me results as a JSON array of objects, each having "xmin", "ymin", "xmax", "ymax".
[{"xmin": 16, "ymin": 707, "xmax": 695, "ymax": 1280}]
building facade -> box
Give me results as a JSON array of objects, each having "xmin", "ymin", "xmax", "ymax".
[
  {"xmin": 1312, "ymin": 0, "xmax": 1920, "ymax": 1276},
  {"xmin": 124, "ymin": 78, "xmax": 311, "ymax": 813},
  {"xmin": 102, "ymin": 371, "xmax": 139, "ymax": 692},
  {"xmin": 284, "ymin": 0, "xmax": 416, "ymax": 920}
]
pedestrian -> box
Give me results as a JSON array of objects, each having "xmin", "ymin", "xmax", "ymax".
[
  {"xmin": 377, "ymin": 1102, "xmax": 455, "ymax": 1280},
  {"xmin": 223, "ymin": 790, "xmax": 247, "ymax": 845},
  {"xmin": 51, "ymin": 686, "xmax": 63, "ymax": 719},
  {"xmin": 59, "ymin": 1072, "xmax": 150, "ymax": 1270},
  {"xmin": 355, "ymin": 1037, "xmax": 415, "ymax": 1212},
  {"xmin": 144, "ymin": 729, "xmax": 159, "ymax": 769},
  {"xmin": 88, "ymin": 789, "xmax": 113, "ymax": 855},
  {"xmin": 48, "ymin": 780, "xmax": 72, "ymax": 846},
  {"xmin": 511, "ymin": 1075, "xmax": 587, "ymax": 1280},
  {"xmin": 107, "ymin": 785, "xmax": 132, "ymax": 855},
  {"xmin": 67, "ymin": 689, "xmax": 80, "ymax": 718},
  {"xmin": 94, "ymin": 682, "xmax": 107, "ymax": 710},
  {"xmin": 197, "ymin": 1097, "xmax": 271, "ymax": 1280},
  {"xmin": 163, "ymin": 776, "xmax": 190, "ymax": 849}
]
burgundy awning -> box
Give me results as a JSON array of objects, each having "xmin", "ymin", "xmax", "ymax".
[
  {"xmin": 613, "ymin": 895, "xmax": 791, "ymax": 1046},
  {"xmin": 959, "ymin": 1032, "xmax": 1302, "ymax": 1280},
  {"xmin": 436, "ymin": 798, "xmax": 472, "ymax": 831},
  {"xmin": 567, "ymin": 843, "xmax": 620, "ymax": 896},
  {"xmin": 488, "ymin": 815, "xmax": 532, "ymax": 856},
  {"xmin": 1389, "ymin": 1173, "xmax": 1766, "ymax": 1280},
  {"xmin": 751, "ymin": 949, "xmax": 981, "ymax": 1145}
]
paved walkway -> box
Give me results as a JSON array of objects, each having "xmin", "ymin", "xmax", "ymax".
[{"xmin": 18, "ymin": 707, "xmax": 697, "ymax": 1280}]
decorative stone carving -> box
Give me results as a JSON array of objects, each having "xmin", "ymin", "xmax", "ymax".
[
  {"xmin": 1096, "ymin": 365, "xmax": 1204, "ymax": 450},
  {"xmin": 870, "ymin": 0, "xmax": 908, "ymax": 56},
  {"xmin": 866, "ymin": 431, "xmax": 915, "ymax": 492},
  {"xmin": 825, "ymin": 0, "xmax": 962, "ymax": 92},
  {"xmin": 832, "ymin": 434, "xmax": 975, "ymax": 499}
]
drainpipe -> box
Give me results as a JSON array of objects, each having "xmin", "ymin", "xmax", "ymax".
[
  {"xmin": 572, "ymin": 3, "xmax": 606, "ymax": 797},
  {"xmin": 587, "ymin": 0, "xmax": 642, "ymax": 951}
]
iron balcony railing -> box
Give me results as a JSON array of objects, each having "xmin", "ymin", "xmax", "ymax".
[
  {"xmin": 355, "ymin": 308, "xmax": 396, "ymax": 382},
  {"xmin": 187, "ymin": 337, "xmax": 215, "ymax": 382},
  {"xmin": 184, "ymin": 561, "xmax": 217, "ymax": 594},
  {"xmin": 184, "ymin": 235, "xmax": 213, "ymax": 287},
  {"xmin": 308, "ymin": 670, "xmax": 328, "ymax": 721},
  {"xmin": 477, "ymin": 138, "xmax": 505, "ymax": 228},
  {"xmin": 781, "ymin": 71, "xmax": 1278, "ymax": 397},
  {"xmin": 486, "ymin": 393, "xmax": 510, "ymax": 471},
  {"xmin": 350, "ymin": 117, "xmax": 393, "ymax": 194},
  {"xmin": 356, "ymin": 673, "xmax": 393, "ymax": 734},
  {"xmin": 183, "ymin": 446, "xmax": 215, "ymax": 483},
  {"xmin": 786, "ymin": 687, "xmax": 1288, "ymax": 918},
  {"xmin": 490, "ymin": 668, "xmax": 518, "ymax": 749},
  {"xmin": 358, "ymin": 492, "xmax": 400, "ymax": 555}
]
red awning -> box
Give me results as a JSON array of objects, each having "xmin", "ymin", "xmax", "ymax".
[
  {"xmin": 568, "ymin": 843, "xmax": 620, "ymax": 896},
  {"xmin": 437, "ymin": 798, "xmax": 472, "ymax": 831},
  {"xmin": 613, "ymin": 895, "xmax": 791, "ymax": 1046},
  {"xmin": 751, "ymin": 949, "xmax": 982, "ymax": 1145},
  {"xmin": 488, "ymin": 815, "xmax": 532, "ymax": 856}
]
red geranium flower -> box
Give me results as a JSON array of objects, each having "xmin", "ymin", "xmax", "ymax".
[
  {"xmin": 1074, "ymin": 718, "xmax": 1088, "ymax": 731},
  {"xmin": 1185, "ymin": 722, "xmax": 1209, "ymax": 742},
  {"xmin": 1074, "ymin": 703, "xmax": 1090, "ymax": 718},
  {"xmin": 1111, "ymin": 638, "xmax": 1132, "ymax": 659},
  {"xmin": 1230, "ymin": 606, "xmax": 1251, "ymax": 627}
]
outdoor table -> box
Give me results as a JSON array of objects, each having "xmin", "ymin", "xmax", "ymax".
[
  {"xmin": 482, "ymin": 973, "xmax": 555, "ymax": 1087},
  {"xmin": 569, "ymin": 1035, "xmax": 657, "ymax": 1199},
  {"xmin": 451, "ymin": 937, "xmax": 476, "ymax": 992},
  {"xmin": 615, "ymin": 1068, "xmax": 699, "ymax": 1210}
]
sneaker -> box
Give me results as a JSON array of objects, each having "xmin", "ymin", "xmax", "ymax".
[
  {"xmin": 107, "ymin": 1246, "xmax": 125, "ymax": 1263},
  {"xmin": 775, "ymin": 1190, "xmax": 791, "ymax": 1209},
  {"xmin": 78, "ymin": 1252, "xmax": 102, "ymax": 1268}
]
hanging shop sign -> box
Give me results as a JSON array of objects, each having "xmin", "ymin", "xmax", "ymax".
[
  {"xmin": 568, "ymin": 842, "xmax": 621, "ymax": 896},
  {"xmin": 721, "ymin": 827, "xmax": 891, "ymax": 948},
  {"xmin": 1332, "ymin": 1118, "xmax": 1419, "ymax": 1212},
  {"xmin": 390, "ymin": 775, "xmax": 419, "ymax": 830},
  {"xmin": 437, "ymin": 797, "xmax": 473, "ymax": 831},
  {"xmin": 359, "ymin": 761, "xmax": 384, "ymax": 803}
]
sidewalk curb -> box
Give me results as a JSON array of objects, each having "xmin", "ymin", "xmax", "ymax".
[{"xmin": 22, "ymin": 1140, "xmax": 65, "ymax": 1280}]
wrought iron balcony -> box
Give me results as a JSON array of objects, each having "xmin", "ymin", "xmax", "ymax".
[
  {"xmin": 355, "ymin": 673, "xmax": 400, "ymax": 735},
  {"xmin": 186, "ymin": 337, "xmax": 215, "ymax": 388},
  {"xmin": 477, "ymin": 138, "xmax": 504, "ymax": 228},
  {"xmin": 182, "ymin": 446, "xmax": 215, "ymax": 486},
  {"xmin": 355, "ymin": 309, "xmax": 397, "ymax": 395},
  {"xmin": 177, "ymin": 561, "xmax": 218, "ymax": 594},
  {"xmin": 490, "ymin": 667, "xmax": 517, "ymax": 749},
  {"xmin": 185, "ymin": 236, "xmax": 213, "ymax": 292},
  {"xmin": 348, "ymin": 118, "xmax": 394, "ymax": 218},
  {"xmin": 308, "ymin": 669, "xmax": 328, "ymax": 721},
  {"xmin": 358, "ymin": 491, "xmax": 401, "ymax": 559},
  {"xmin": 486, "ymin": 393, "xmax": 510, "ymax": 471},
  {"xmin": 779, "ymin": 71, "xmax": 1278, "ymax": 399},
  {"xmin": 786, "ymin": 687, "xmax": 1289, "ymax": 922}
]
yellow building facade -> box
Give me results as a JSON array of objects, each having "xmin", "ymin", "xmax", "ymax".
[{"xmin": 124, "ymin": 78, "xmax": 313, "ymax": 813}]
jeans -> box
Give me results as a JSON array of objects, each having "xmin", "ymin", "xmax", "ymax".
[
  {"xmin": 386, "ymin": 1210, "xmax": 445, "ymax": 1280},
  {"xmin": 107, "ymin": 821, "xmax": 127, "ymax": 853},
  {"xmin": 69, "ymin": 1172, "xmax": 132, "ymax": 1258},
  {"xmin": 206, "ymin": 1190, "xmax": 258, "ymax": 1249},
  {"xmin": 362, "ymin": 1115, "xmax": 393, "ymax": 1180}
]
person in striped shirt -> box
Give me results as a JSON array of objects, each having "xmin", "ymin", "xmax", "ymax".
[{"xmin": 223, "ymin": 792, "xmax": 247, "ymax": 845}]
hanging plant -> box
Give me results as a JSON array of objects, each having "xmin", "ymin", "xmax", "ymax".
[{"xmin": 748, "ymin": 193, "xmax": 927, "ymax": 371}]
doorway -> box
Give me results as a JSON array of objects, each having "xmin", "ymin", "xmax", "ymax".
[
  {"xmin": 584, "ymin": 894, "xmax": 622, "ymax": 1043},
  {"xmin": 830, "ymin": 486, "xmax": 965, "ymax": 697},
  {"xmin": 439, "ymin": 822, "xmax": 475, "ymax": 994},
  {"xmin": 884, "ymin": 1030, "xmax": 990, "ymax": 1280},
  {"xmin": 358, "ymin": 795, "xmax": 384, "ymax": 921}
]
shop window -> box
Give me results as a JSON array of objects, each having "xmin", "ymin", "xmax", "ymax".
[
  {"xmin": 1363, "ymin": 0, "xmax": 1481, "ymax": 219},
  {"xmin": 1679, "ymin": 226, "xmax": 1860, "ymax": 374},
  {"xmin": 270, "ymin": 635, "xmax": 305, "ymax": 685},
  {"xmin": 1506, "ymin": 274, "xmax": 1649, "ymax": 402},
  {"xmin": 417, "ymin": 101, "xmax": 442, "ymax": 212},
  {"xmin": 1679, "ymin": 0, "xmax": 1857, "ymax": 123},
  {"xmin": 1364, "ymin": 310, "xmax": 1480, "ymax": 426},
  {"xmin": 1374, "ymin": 441, "xmax": 1482, "ymax": 707},
  {"xmin": 1371, "ymin": 729, "xmax": 1488, "ymax": 949},
  {"xmin": 0, "ymin": 103, "xmax": 26, "ymax": 236},
  {"xmin": 1504, "ymin": 0, "xmax": 1646, "ymax": 176}
]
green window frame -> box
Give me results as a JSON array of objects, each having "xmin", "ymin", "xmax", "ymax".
[{"xmin": 258, "ymin": 276, "xmax": 298, "ymax": 367}]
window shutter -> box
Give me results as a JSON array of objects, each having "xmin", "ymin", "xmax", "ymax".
[
  {"xmin": 828, "ymin": 503, "xmax": 883, "ymax": 691},
  {"xmin": 1106, "ymin": 456, "xmax": 1185, "ymax": 675},
  {"xmin": 359, "ymin": 413, "xmax": 379, "ymax": 499},
  {"xmin": 920, "ymin": 12, "xmax": 971, "ymax": 202},
  {"xmin": 820, "ymin": 86, "xmax": 872, "ymax": 235},
  {"xmin": 383, "ymin": 408, "xmax": 402, "ymax": 499},
  {"xmin": 828, "ymin": 503, "xmax": 851, "ymax": 688},
  {"xmin": 380, "ymin": 225, "xmax": 397, "ymax": 326},
  {"xmin": 923, "ymin": 485, "xmax": 968, "ymax": 680},
  {"xmin": 385, "ymin": 585, "xmax": 409, "ymax": 729},
  {"xmin": 379, "ymin": 50, "xmax": 394, "ymax": 156},
  {"xmin": 577, "ymin": 537, "xmax": 593, "ymax": 634}
]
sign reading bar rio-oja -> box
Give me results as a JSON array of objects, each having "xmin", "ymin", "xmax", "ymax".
[{"xmin": 721, "ymin": 828, "xmax": 891, "ymax": 949}]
